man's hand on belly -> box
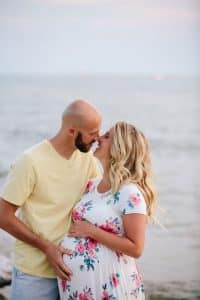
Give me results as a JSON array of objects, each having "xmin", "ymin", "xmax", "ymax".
[{"xmin": 45, "ymin": 242, "xmax": 73, "ymax": 280}]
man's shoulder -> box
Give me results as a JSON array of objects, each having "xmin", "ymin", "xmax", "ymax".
[
  {"xmin": 24, "ymin": 140, "xmax": 48, "ymax": 157},
  {"xmin": 18, "ymin": 140, "xmax": 48, "ymax": 166}
]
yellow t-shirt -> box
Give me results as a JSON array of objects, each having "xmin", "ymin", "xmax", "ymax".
[{"xmin": 0, "ymin": 140, "xmax": 100, "ymax": 278}]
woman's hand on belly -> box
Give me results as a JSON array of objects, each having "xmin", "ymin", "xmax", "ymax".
[{"xmin": 68, "ymin": 220, "xmax": 96, "ymax": 238}]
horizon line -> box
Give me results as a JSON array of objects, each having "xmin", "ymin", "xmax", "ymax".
[{"xmin": 0, "ymin": 72, "xmax": 200, "ymax": 79}]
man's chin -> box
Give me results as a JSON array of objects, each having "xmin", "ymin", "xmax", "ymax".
[
  {"xmin": 76, "ymin": 142, "xmax": 93, "ymax": 153},
  {"xmin": 85, "ymin": 143, "xmax": 94, "ymax": 152},
  {"xmin": 78, "ymin": 146, "xmax": 91, "ymax": 153}
]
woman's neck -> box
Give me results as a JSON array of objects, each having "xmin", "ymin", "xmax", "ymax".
[{"xmin": 97, "ymin": 167, "xmax": 111, "ymax": 193}]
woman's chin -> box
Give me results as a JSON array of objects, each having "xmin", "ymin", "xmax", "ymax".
[
  {"xmin": 94, "ymin": 150, "xmax": 101, "ymax": 160},
  {"xmin": 94, "ymin": 150, "xmax": 99, "ymax": 158}
]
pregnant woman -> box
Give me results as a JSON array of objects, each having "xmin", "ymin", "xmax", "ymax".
[{"xmin": 58, "ymin": 121, "xmax": 156, "ymax": 300}]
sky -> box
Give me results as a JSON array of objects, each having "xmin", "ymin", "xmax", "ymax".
[{"xmin": 0, "ymin": 0, "xmax": 200, "ymax": 75}]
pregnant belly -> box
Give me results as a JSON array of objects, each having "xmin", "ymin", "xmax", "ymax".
[
  {"xmin": 61, "ymin": 235, "xmax": 102, "ymax": 272},
  {"xmin": 60, "ymin": 235, "xmax": 140, "ymax": 295},
  {"xmin": 61, "ymin": 235, "xmax": 134, "ymax": 273}
]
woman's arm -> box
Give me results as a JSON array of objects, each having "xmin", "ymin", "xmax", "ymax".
[{"xmin": 68, "ymin": 214, "xmax": 146, "ymax": 258}]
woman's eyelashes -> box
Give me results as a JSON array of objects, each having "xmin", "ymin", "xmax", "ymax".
[{"xmin": 104, "ymin": 132, "xmax": 110, "ymax": 139}]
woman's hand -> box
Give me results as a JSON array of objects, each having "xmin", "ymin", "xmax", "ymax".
[{"xmin": 68, "ymin": 220, "xmax": 96, "ymax": 238}]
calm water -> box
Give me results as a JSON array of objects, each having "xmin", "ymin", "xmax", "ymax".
[{"xmin": 0, "ymin": 74, "xmax": 200, "ymax": 299}]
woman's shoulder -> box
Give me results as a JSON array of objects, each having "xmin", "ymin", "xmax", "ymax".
[
  {"xmin": 117, "ymin": 183, "xmax": 147, "ymax": 214},
  {"xmin": 119, "ymin": 182, "xmax": 143, "ymax": 196}
]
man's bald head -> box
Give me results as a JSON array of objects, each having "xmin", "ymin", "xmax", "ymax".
[
  {"xmin": 60, "ymin": 99, "xmax": 101, "ymax": 152},
  {"xmin": 62, "ymin": 99, "xmax": 101, "ymax": 129}
]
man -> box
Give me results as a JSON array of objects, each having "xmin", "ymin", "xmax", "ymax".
[{"xmin": 0, "ymin": 99, "xmax": 102, "ymax": 300}]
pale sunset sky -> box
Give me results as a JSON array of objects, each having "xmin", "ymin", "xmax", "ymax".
[{"xmin": 0, "ymin": 0, "xmax": 199, "ymax": 75}]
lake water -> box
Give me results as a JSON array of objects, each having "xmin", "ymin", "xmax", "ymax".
[{"xmin": 0, "ymin": 74, "xmax": 199, "ymax": 299}]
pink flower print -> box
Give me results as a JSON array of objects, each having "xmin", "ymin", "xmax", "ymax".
[
  {"xmin": 111, "ymin": 273, "xmax": 119, "ymax": 287},
  {"xmin": 72, "ymin": 209, "xmax": 83, "ymax": 221},
  {"xmin": 75, "ymin": 242, "xmax": 85, "ymax": 254},
  {"xmin": 99, "ymin": 223, "xmax": 117, "ymax": 234},
  {"xmin": 100, "ymin": 219, "xmax": 119, "ymax": 235},
  {"xmin": 85, "ymin": 180, "xmax": 94, "ymax": 193},
  {"xmin": 79, "ymin": 292, "xmax": 90, "ymax": 300},
  {"xmin": 116, "ymin": 251, "xmax": 121, "ymax": 258},
  {"xmin": 61, "ymin": 279, "xmax": 67, "ymax": 292},
  {"xmin": 115, "ymin": 251, "xmax": 125, "ymax": 262},
  {"xmin": 135, "ymin": 272, "xmax": 142, "ymax": 288},
  {"xmin": 129, "ymin": 194, "xmax": 141, "ymax": 205},
  {"xmin": 102, "ymin": 291, "xmax": 109, "ymax": 299},
  {"xmin": 88, "ymin": 249, "xmax": 95, "ymax": 257},
  {"xmin": 88, "ymin": 238, "xmax": 98, "ymax": 250},
  {"xmin": 100, "ymin": 224, "xmax": 116, "ymax": 234},
  {"xmin": 135, "ymin": 264, "xmax": 143, "ymax": 288}
]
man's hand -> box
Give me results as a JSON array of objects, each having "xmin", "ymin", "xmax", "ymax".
[
  {"xmin": 0, "ymin": 198, "xmax": 73, "ymax": 280},
  {"xmin": 45, "ymin": 243, "xmax": 73, "ymax": 280}
]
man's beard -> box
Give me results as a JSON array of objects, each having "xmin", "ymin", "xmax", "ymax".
[{"xmin": 75, "ymin": 132, "xmax": 95, "ymax": 153}]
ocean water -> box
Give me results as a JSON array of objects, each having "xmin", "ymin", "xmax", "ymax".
[{"xmin": 0, "ymin": 74, "xmax": 200, "ymax": 299}]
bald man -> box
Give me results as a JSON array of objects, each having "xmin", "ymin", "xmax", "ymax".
[{"xmin": 0, "ymin": 100, "xmax": 102, "ymax": 300}]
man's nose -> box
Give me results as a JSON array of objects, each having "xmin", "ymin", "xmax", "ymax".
[
  {"xmin": 97, "ymin": 135, "xmax": 104, "ymax": 142},
  {"xmin": 94, "ymin": 133, "xmax": 100, "ymax": 141}
]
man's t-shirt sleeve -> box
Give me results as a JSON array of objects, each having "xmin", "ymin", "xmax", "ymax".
[{"xmin": 0, "ymin": 153, "xmax": 36, "ymax": 206}]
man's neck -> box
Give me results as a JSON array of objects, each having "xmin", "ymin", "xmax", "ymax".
[{"xmin": 49, "ymin": 134, "xmax": 76, "ymax": 160}]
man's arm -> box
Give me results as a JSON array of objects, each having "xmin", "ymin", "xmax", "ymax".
[{"xmin": 0, "ymin": 198, "xmax": 73, "ymax": 280}]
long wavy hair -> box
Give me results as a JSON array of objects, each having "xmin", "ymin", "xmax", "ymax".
[{"xmin": 109, "ymin": 121, "xmax": 157, "ymax": 220}]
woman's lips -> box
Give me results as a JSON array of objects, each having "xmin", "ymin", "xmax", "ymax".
[{"xmin": 91, "ymin": 141, "xmax": 101, "ymax": 153}]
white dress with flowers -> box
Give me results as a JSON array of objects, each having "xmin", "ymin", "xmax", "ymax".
[{"xmin": 58, "ymin": 178, "xmax": 146, "ymax": 300}]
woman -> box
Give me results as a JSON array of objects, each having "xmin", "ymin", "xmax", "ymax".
[{"xmin": 58, "ymin": 121, "xmax": 156, "ymax": 300}]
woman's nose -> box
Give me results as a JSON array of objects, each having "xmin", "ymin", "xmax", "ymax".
[{"xmin": 98, "ymin": 135, "xmax": 104, "ymax": 142}]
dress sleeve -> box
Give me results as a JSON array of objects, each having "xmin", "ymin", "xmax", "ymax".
[
  {"xmin": 117, "ymin": 184, "xmax": 147, "ymax": 216},
  {"xmin": 0, "ymin": 153, "xmax": 36, "ymax": 206}
]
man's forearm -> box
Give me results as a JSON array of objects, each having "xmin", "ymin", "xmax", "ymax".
[
  {"xmin": 0, "ymin": 198, "xmax": 73, "ymax": 280},
  {"xmin": 0, "ymin": 213, "xmax": 50, "ymax": 253}
]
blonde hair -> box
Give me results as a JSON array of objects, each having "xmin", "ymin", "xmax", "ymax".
[{"xmin": 109, "ymin": 121, "xmax": 157, "ymax": 220}]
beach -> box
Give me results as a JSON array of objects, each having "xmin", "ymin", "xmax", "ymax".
[{"xmin": 0, "ymin": 74, "xmax": 199, "ymax": 299}]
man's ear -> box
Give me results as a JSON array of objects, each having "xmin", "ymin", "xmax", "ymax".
[{"xmin": 68, "ymin": 128, "xmax": 76, "ymax": 136}]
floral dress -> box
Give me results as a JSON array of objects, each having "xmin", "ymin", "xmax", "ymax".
[{"xmin": 58, "ymin": 178, "xmax": 146, "ymax": 300}]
